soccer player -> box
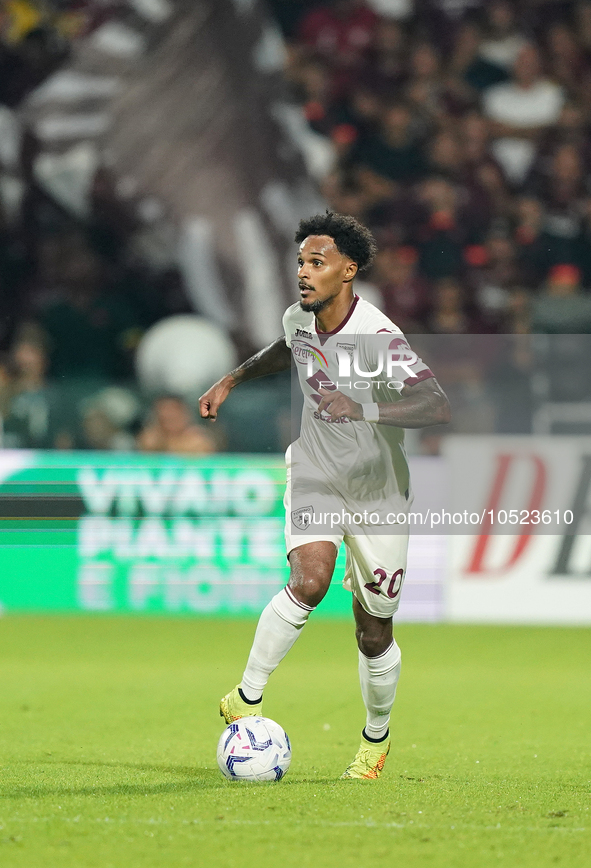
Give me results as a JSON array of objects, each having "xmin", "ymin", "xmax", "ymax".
[{"xmin": 199, "ymin": 212, "xmax": 450, "ymax": 779}]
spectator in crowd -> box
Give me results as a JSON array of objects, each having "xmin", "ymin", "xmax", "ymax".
[
  {"xmin": 320, "ymin": 170, "xmax": 370, "ymax": 221},
  {"xmin": 329, "ymin": 83, "xmax": 384, "ymax": 157},
  {"xmin": 420, "ymin": 0, "xmax": 483, "ymax": 51},
  {"xmin": 80, "ymin": 387, "xmax": 139, "ymax": 452},
  {"xmin": 460, "ymin": 111, "xmax": 512, "ymax": 217},
  {"xmin": 447, "ymin": 21, "xmax": 508, "ymax": 100},
  {"xmin": 513, "ymin": 195, "xmax": 552, "ymax": 285},
  {"xmin": 37, "ymin": 237, "xmax": 143, "ymax": 381},
  {"xmin": 536, "ymin": 99, "xmax": 591, "ymax": 162},
  {"xmin": 531, "ymin": 263, "xmax": 591, "ymax": 333},
  {"xmin": 372, "ymin": 243, "xmax": 430, "ymax": 331},
  {"xmin": 415, "ymin": 175, "xmax": 470, "ymax": 280},
  {"xmin": 404, "ymin": 40, "xmax": 447, "ymax": 125},
  {"xmin": 137, "ymin": 395, "xmax": 217, "ymax": 455},
  {"xmin": 361, "ymin": 16, "xmax": 406, "ymax": 89},
  {"xmin": 479, "ymin": 0, "xmax": 528, "ymax": 72},
  {"xmin": 575, "ymin": 0, "xmax": 591, "ymax": 54},
  {"xmin": 293, "ymin": 56, "xmax": 336, "ymax": 135},
  {"xmin": 297, "ymin": 0, "xmax": 377, "ymax": 56},
  {"xmin": 267, "ymin": 0, "xmax": 323, "ymax": 38},
  {"xmin": 464, "ymin": 230, "xmax": 524, "ymax": 329},
  {"xmin": 366, "ymin": 0, "xmax": 413, "ymax": 20},
  {"xmin": 0, "ymin": 351, "xmax": 12, "ymax": 420},
  {"xmin": 525, "ymin": 143, "xmax": 589, "ymax": 267},
  {"xmin": 81, "ymin": 405, "xmax": 134, "ymax": 451},
  {"xmin": 545, "ymin": 20, "xmax": 591, "ymax": 101},
  {"xmin": 426, "ymin": 130, "xmax": 463, "ymax": 179},
  {"xmin": 1, "ymin": 325, "xmax": 67, "ymax": 448},
  {"xmin": 350, "ymin": 99, "xmax": 428, "ymax": 187},
  {"xmin": 427, "ymin": 276, "xmax": 487, "ymax": 334},
  {"xmin": 483, "ymin": 43, "xmax": 565, "ymax": 183},
  {"xmin": 297, "ymin": 0, "xmax": 378, "ymax": 86},
  {"xmin": 528, "ymin": 143, "xmax": 588, "ymax": 214},
  {"xmin": 504, "ymin": 287, "xmax": 531, "ymax": 334}
]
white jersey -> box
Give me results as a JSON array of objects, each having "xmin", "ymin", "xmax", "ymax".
[{"xmin": 283, "ymin": 294, "xmax": 433, "ymax": 516}]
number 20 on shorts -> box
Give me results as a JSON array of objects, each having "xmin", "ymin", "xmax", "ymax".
[{"xmin": 364, "ymin": 568, "xmax": 404, "ymax": 598}]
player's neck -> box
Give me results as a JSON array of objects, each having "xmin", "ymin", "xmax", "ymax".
[{"xmin": 315, "ymin": 289, "xmax": 356, "ymax": 334}]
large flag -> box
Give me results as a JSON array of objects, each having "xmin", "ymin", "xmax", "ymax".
[{"xmin": 22, "ymin": 0, "xmax": 323, "ymax": 348}]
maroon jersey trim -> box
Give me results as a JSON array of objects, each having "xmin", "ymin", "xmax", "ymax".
[
  {"xmin": 404, "ymin": 368, "xmax": 434, "ymax": 386},
  {"xmin": 316, "ymin": 295, "xmax": 359, "ymax": 342}
]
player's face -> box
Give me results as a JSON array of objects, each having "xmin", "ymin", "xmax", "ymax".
[{"xmin": 297, "ymin": 235, "xmax": 357, "ymax": 313}]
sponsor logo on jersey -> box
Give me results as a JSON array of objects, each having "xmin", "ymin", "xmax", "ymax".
[
  {"xmin": 291, "ymin": 340, "xmax": 328, "ymax": 368},
  {"xmin": 313, "ymin": 411, "xmax": 350, "ymax": 423},
  {"xmin": 292, "ymin": 506, "xmax": 314, "ymax": 529},
  {"xmin": 295, "ymin": 328, "xmax": 313, "ymax": 339}
]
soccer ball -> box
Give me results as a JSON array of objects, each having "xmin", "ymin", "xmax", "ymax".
[{"xmin": 217, "ymin": 716, "xmax": 291, "ymax": 782}]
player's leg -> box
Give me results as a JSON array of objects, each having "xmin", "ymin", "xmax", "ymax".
[
  {"xmin": 341, "ymin": 533, "xmax": 406, "ymax": 778},
  {"xmin": 354, "ymin": 596, "xmax": 401, "ymax": 742},
  {"xmin": 220, "ymin": 541, "xmax": 337, "ymax": 722},
  {"xmin": 241, "ymin": 540, "xmax": 337, "ymax": 696},
  {"xmin": 341, "ymin": 598, "xmax": 401, "ymax": 779}
]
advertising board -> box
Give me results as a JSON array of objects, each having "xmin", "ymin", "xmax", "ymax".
[
  {"xmin": 0, "ymin": 452, "xmax": 444, "ymax": 620},
  {"xmin": 445, "ymin": 437, "xmax": 591, "ymax": 624}
]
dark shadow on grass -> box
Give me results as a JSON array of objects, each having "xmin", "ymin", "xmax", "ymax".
[
  {"xmin": 19, "ymin": 758, "xmax": 202, "ymax": 777},
  {"xmin": 0, "ymin": 766, "xmax": 227, "ymax": 800},
  {"xmin": 281, "ymin": 778, "xmax": 339, "ymax": 786},
  {"xmin": 1, "ymin": 760, "xmax": 340, "ymax": 799},
  {"xmin": 40, "ymin": 762, "xmax": 337, "ymax": 786}
]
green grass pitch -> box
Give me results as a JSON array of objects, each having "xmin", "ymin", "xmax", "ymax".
[{"xmin": 0, "ymin": 615, "xmax": 589, "ymax": 867}]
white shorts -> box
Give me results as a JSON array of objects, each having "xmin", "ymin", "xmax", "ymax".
[{"xmin": 284, "ymin": 446, "xmax": 409, "ymax": 619}]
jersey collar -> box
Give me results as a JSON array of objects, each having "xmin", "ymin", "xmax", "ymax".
[{"xmin": 315, "ymin": 294, "xmax": 359, "ymax": 343}]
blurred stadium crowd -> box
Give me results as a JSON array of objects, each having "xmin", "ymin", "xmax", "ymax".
[
  {"xmin": 1, "ymin": 0, "xmax": 591, "ymax": 452},
  {"xmin": 279, "ymin": 0, "xmax": 591, "ymax": 334}
]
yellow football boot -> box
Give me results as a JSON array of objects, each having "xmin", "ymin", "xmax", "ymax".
[
  {"xmin": 219, "ymin": 685, "xmax": 262, "ymax": 724},
  {"xmin": 341, "ymin": 734, "xmax": 390, "ymax": 779}
]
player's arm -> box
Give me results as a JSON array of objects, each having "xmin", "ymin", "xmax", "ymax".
[
  {"xmin": 317, "ymin": 377, "xmax": 451, "ymax": 428},
  {"xmin": 199, "ymin": 336, "xmax": 292, "ymax": 421},
  {"xmin": 377, "ymin": 377, "xmax": 451, "ymax": 428}
]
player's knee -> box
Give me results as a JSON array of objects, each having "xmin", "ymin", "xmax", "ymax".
[
  {"xmin": 288, "ymin": 570, "xmax": 331, "ymax": 607},
  {"xmin": 356, "ymin": 624, "xmax": 392, "ymax": 658},
  {"xmin": 288, "ymin": 544, "xmax": 335, "ymax": 607},
  {"xmin": 288, "ymin": 561, "xmax": 333, "ymax": 607}
]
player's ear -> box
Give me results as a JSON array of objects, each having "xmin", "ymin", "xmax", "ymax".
[{"xmin": 343, "ymin": 260, "xmax": 358, "ymax": 283}]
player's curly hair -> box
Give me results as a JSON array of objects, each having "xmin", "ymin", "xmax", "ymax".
[{"xmin": 294, "ymin": 211, "xmax": 378, "ymax": 272}]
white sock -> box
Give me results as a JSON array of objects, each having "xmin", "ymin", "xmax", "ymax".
[
  {"xmin": 240, "ymin": 587, "xmax": 314, "ymax": 701},
  {"xmin": 359, "ymin": 640, "xmax": 401, "ymax": 742}
]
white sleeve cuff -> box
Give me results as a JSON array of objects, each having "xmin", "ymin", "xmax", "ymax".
[{"xmin": 361, "ymin": 403, "xmax": 380, "ymax": 423}]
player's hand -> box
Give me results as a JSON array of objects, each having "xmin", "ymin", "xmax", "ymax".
[
  {"xmin": 317, "ymin": 387, "xmax": 363, "ymax": 422},
  {"xmin": 199, "ymin": 375, "xmax": 235, "ymax": 421}
]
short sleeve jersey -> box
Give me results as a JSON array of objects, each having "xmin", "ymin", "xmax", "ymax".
[{"xmin": 283, "ymin": 294, "xmax": 433, "ymax": 514}]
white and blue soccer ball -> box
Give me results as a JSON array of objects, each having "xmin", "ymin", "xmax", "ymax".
[{"xmin": 217, "ymin": 716, "xmax": 291, "ymax": 782}]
